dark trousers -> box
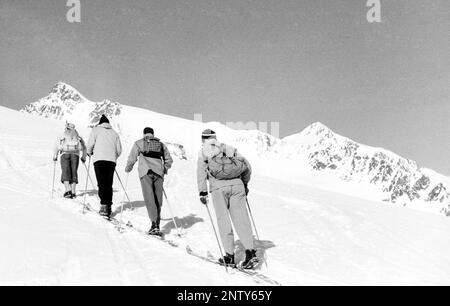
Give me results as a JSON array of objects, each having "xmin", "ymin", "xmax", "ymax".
[
  {"xmin": 60, "ymin": 154, "xmax": 79, "ymax": 184},
  {"xmin": 94, "ymin": 161, "xmax": 116, "ymax": 206}
]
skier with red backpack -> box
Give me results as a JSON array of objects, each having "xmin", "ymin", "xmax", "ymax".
[
  {"xmin": 197, "ymin": 129, "xmax": 259, "ymax": 269},
  {"xmin": 53, "ymin": 122, "xmax": 87, "ymax": 199},
  {"xmin": 125, "ymin": 127, "xmax": 173, "ymax": 236}
]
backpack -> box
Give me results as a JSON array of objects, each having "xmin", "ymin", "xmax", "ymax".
[
  {"xmin": 60, "ymin": 136, "xmax": 81, "ymax": 152},
  {"xmin": 140, "ymin": 136, "xmax": 165, "ymax": 160},
  {"xmin": 206, "ymin": 144, "xmax": 247, "ymax": 180}
]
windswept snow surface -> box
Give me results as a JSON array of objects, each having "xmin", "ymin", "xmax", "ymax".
[{"xmin": 1, "ymin": 106, "xmax": 450, "ymax": 285}]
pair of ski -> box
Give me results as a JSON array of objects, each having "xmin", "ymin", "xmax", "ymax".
[
  {"xmin": 185, "ymin": 246, "xmax": 281, "ymax": 286},
  {"xmin": 114, "ymin": 217, "xmax": 180, "ymax": 248},
  {"xmin": 69, "ymin": 198, "xmax": 279, "ymax": 285},
  {"xmin": 79, "ymin": 201, "xmax": 181, "ymax": 248},
  {"xmin": 99, "ymin": 208, "xmax": 278, "ymax": 285}
]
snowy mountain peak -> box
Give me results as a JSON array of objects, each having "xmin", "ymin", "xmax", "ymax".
[
  {"xmin": 21, "ymin": 82, "xmax": 122, "ymax": 129},
  {"xmin": 301, "ymin": 122, "xmax": 333, "ymax": 137},
  {"xmin": 21, "ymin": 81, "xmax": 88, "ymax": 121},
  {"xmin": 282, "ymin": 122, "xmax": 337, "ymax": 146},
  {"xmin": 51, "ymin": 81, "xmax": 80, "ymax": 95},
  {"xmin": 48, "ymin": 81, "xmax": 91, "ymax": 106}
]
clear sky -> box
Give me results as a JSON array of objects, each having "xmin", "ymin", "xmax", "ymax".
[{"xmin": 1, "ymin": 0, "xmax": 449, "ymax": 173}]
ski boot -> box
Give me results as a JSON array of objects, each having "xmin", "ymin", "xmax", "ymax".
[
  {"xmin": 63, "ymin": 191, "xmax": 72, "ymax": 199},
  {"xmin": 99, "ymin": 205, "xmax": 110, "ymax": 218},
  {"xmin": 219, "ymin": 253, "xmax": 236, "ymax": 267},
  {"xmin": 148, "ymin": 221, "xmax": 162, "ymax": 237},
  {"xmin": 241, "ymin": 249, "xmax": 259, "ymax": 269}
]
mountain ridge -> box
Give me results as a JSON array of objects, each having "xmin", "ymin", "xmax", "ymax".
[{"xmin": 20, "ymin": 82, "xmax": 450, "ymax": 216}]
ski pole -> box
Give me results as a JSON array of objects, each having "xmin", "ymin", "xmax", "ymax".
[
  {"xmin": 82, "ymin": 156, "xmax": 91, "ymax": 214},
  {"xmin": 245, "ymin": 197, "xmax": 268, "ymax": 267},
  {"xmin": 245, "ymin": 198, "xmax": 261, "ymax": 241},
  {"xmin": 115, "ymin": 170, "xmax": 133, "ymax": 210},
  {"xmin": 51, "ymin": 160, "xmax": 56, "ymax": 199},
  {"xmin": 83, "ymin": 162, "xmax": 96, "ymax": 191},
  {"xmin": 162, "ymin": 187, "xmax": 181, "ymax": 237},
  {"xmin": 205, "ymin": 199, "xmax": 228, "ymax": 273},
  {"xmin": 117, "ymin": 173, "xmax": 129, "ymax": 233}
]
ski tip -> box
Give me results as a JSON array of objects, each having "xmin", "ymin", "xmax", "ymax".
[
  {"xmin": 148, "ymin": 232, "xmax": 164, "ymax": 238},
  {"xmin": 238, "ymin": 258, "xmax": 260, "ymax": 270},
  {"xmin": 219, "ymin": 262, "xmax": 237, "ymax": 269}
]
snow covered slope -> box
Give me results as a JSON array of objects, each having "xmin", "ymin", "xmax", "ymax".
[
  {"xmin": 21, "ymin": 82, "xmax": 450, "ymax": 216},
  {"xmin": 1, "ymin": 105, "xmax": 450, "ymax": 285}
]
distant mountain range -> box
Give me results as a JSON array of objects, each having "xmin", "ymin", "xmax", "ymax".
[
  {"xmin": 276, "ymin": 122, "xmax": 450, "ymax": 211},
  {"xmin": 21, "ymin": 82, "xmax": 450, "ymax": 216}
]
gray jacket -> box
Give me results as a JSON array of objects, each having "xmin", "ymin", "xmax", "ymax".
[
  {"xmin": 197, "ymin": 139, "xmax": 251, "ymax": 193},
  {"xmin": 125, "ymin": 136, "xmax": 173, "ymax": 179},
  {"xmin": 86, "ymin": 123, "xmax": 122, "ymax": 164}
]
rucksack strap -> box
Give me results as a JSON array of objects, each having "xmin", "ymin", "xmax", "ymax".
[
  {"xmin": 211, "ymin": 144, "xmax": 232, "ymax": 158},
  {"xmin": 139, "ymin": 139, "xmax": 165, "ymax": 161},
  {"xmin": 60, "ymin": 136, "xmax": 81, "ymax": 151}
]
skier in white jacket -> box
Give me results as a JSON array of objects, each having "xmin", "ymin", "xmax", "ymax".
[{"xmin": 86, "ymin": 115, "xmax": 122, "ymax": 218}]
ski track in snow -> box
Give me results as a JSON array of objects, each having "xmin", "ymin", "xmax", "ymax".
[{"xmin": 1, "ymin": 108, "xmax": 450, "ymax": 285}]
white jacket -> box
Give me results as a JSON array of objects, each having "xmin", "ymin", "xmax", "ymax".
[{"xmin": 86, "ymin": 123, "xmax": 122, "ymax": 164}]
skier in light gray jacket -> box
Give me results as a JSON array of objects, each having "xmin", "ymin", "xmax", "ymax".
[
  {"xmin": 197, "ymin": 129, "xmax": 258, "ymax": 269},
  {"xmin": 125, "ymin": 127, "xmax": 173, "ymax": 236}
]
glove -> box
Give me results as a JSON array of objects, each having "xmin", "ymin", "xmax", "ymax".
[
  {"xmin": 125, "ymin": 165, "xmax": 132, "ymax": 173},
  {"xmin": 199, "ymin": 191, "xmax": 208, "ymax": 205},
  {"xmin": 81, "ymin": 157, "xmax": 86, "ymax": 163},
  {"xmin": 53, "ymin": 157, "xmax": 58, "ymax": 162},
  {"xmin": 244, "ymin": 184, "xmax": 249, "ymax": 196}
]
